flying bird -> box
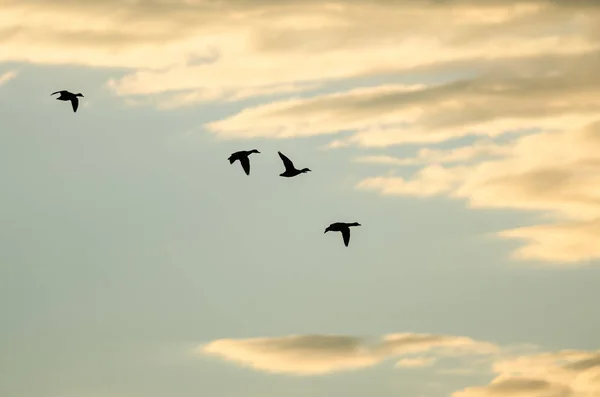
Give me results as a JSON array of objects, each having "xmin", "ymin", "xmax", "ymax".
[
  {"xmin": 278, "ymin": 151, "xmax": 311, "ymax": 177},
  {"xmin": 324, "ymin": 222, "xmax": 361, "ymax": 247},
  {"xmin": 51, "ymin": 90, "xmax": 84, "ymax": 112},
  {"xmin": 228, "ymin": 149, "xmax": 260, "ymax": 175}
]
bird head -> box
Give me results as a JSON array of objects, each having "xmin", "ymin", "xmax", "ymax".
[
  {"xmin": 350, "ymin": 222, "xmax": 361, "ymax": 227},
  {"xmin": 251, "ymin": 149, "xmax": 261, "ymax": 154},
  {"xmin": 324, "ymin": 226, "xmax": 331, "ymax": 234},
  {"xmin": 76, "ymin": 93, "xmax": 84, "ymax": 97},
  {"xmin": 301, "ymin": 168, "xmax": 311, "ymax": 173}
]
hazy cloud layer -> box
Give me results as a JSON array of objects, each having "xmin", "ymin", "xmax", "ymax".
[
  {"xmin": 2, "ymin": 0, "xmax": 599, "ymax": 106},
  {"xmin": 199, "ymin": 333, "xmax": 498, "ymax": 375},
  {"xmin": 358, "ymin": 121, "xmax": 600, "ymax": 264}
]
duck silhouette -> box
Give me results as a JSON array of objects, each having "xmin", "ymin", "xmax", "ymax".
[
  {"xmin": 51, "ymin": 90, "xmax": 84, "ymax": 112},
  {"xmin": 278, "ymin": 151, "xmax": 311, "ymax": 177},
  {"xmin": 324, "ymin": 222, "xmax": 361, "ymax": 247},
  {"xmin": 228, "ymin": 149, "xmax": 260, "ymax": 175}
]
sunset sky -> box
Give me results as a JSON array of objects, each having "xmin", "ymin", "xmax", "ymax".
[{"xmin": 1, "ymin": 1, "xmax": 599, "ymax": 397}]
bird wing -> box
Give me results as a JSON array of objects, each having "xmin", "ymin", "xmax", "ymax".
[
  {"xmin": 278, "ymin": 151, "xmax": 295, "ymax": 171},
  {"xmin": 71, "ymin": 97, "xmax": 79, "ymax": 112},
  {"xmin": 341, "ymin": 228, "xmax": 350, "ymax": 247},
  {"xmin": 239, "ymin": 155, "xmax": 251, "ymax": 175}
]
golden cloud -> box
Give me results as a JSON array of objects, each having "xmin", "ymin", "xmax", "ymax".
[
  {"xmin": 7, "ymin": 1, "xmax": 600, "ymax": 265},
  {"xmin": 198, "ymin": 332, "xmax": 498, "ymax": 375},
  {"xmin": 199, "ymin": 332, "xmax": 599, "ymax": 396},
  {"xmin": 354, "ymin": 140, "xmax": 512, "ymax": 166},
  {"xmin": 454, "ymin": 350, "xmax": 600, "ymax": 397},
  {"xmin": 395, "ymin": 357, "xmax": 437, "ymax": 368},
  {"xmin": 2, "ymin": 1, "xmax": 599, "ymax": 105},
  {"xmin": 206, "ymin": 54, "xmax": 600, "ymax": 146},
  {"xmin": 357, "ymin": 120, "xmax": 600, "ymax": 264}
]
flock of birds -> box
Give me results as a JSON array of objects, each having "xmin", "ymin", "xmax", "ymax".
[{"xmin": 52, "ymin": 90, "xmax": 363, "ymax": 247}]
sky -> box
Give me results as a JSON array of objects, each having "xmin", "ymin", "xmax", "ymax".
[{"xmin": 1, "ymin": 1, "xmax": 600, "ymax": 397}]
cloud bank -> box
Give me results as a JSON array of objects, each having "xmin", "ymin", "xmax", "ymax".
[{"xmin": 2, "ymin": 1, "xmax": 599, "ymax": 106}]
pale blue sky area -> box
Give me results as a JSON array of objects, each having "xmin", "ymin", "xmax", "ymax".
[{"xmin": 1, "ymin": 58, "xmax": 599, "ymax": 397}]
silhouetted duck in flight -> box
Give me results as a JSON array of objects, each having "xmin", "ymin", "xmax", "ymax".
[
  {"xmin": 228, "ymin": 149, "xmax": 260, "ymax": 175},
  {"xmin": 51, "ymin": 90, "xmax": 84, "ymax": 112},
  {"xmin": 324, "ymin": 222, "xmax": 361, "ymax": 247},
  {"xmin": 278, "ymin": 151, "xmax": 311, "ymax": 177}
]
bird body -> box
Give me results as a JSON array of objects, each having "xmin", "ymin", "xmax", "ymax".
[
  {"xmin": 324, "ymin": 222, "xmax": 361, "ymax": 247},
  {"xmin": 278, "ymin": 151, "xmax": 311, "ymax": 177},
  {"xmin": 51, "ymin": 90, "xmax": 84, "ymax": 112},
  {"xmin": 228, "ymin": 149, "xmax": 260, "ymax": 175}
]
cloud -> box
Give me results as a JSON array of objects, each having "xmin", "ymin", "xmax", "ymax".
[
  {"xmin": 395, "ymin": 357, "xmax": 437, "ymax": 368},
  {"xmin": 106, "ymin": 1, "xmax": 599, "ymax": 103},
  {"xmin": 200, "ymin": 334, "xmax": 381, "ymax": 375},
  {"xmin": 6, "ymin": 1, "xmax": 600, "ymax": 265},
  {"xmin": 354, "ymin": 140, "xmax": 512, "ymax": 166},
  {"xmin": 356, "ymin": 165, "xmax": 470, "ymax": 197},
  {"xmin": 206, "ymin": 51, "xmax": 600, "ymax": 146},
  {"xmin": 2, "ymin": 1, "xmax": 600, "ymax": 105},
  {"xmin": 200, "ymin": 333, "xmax": 599, "ymax": 396},
  {"xmin": 453, "ymin": 350, "xmax": 600, "ymax": 397},
  {"xmin": 198, "ymin": 332, "xmax": 499, "ymax": 375},
  {"xmin": 358, "ymin": 120, "xmax": 600, "ymax": 264},
  {"xmin": 0, "ymin": 70, "xmax": 17, "ymax": 86}
]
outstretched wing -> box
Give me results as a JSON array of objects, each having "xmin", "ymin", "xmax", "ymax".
[
  {"xmin": 278, "ymin": 151, "xmax": 295, "ymax": 170},
  {"xmin": 341, "ymin": 228, "xmax": 350, "ymax": 247},
  {"xmin": 239, "ymin": 156, "xmax": 251, "ymax": 175},
  {"xmin": 70, "ymin": 97, "xmax": 79, "ymax": 112}
]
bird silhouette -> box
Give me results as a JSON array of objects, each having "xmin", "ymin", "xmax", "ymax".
[
  {"xmin": 228, "ymin": 149, "xmax": 260, "ymax": 175},
  {"xmin": 51, "ymin": 90, "xmax": 84, "ymax": 112},
  {"xmin": 278, "ymin": 151, "xmax": 311, "ymax": 177},
  {"xmin": 324, "ymin": 222, "xmax": 361, "ymax": 247}
]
